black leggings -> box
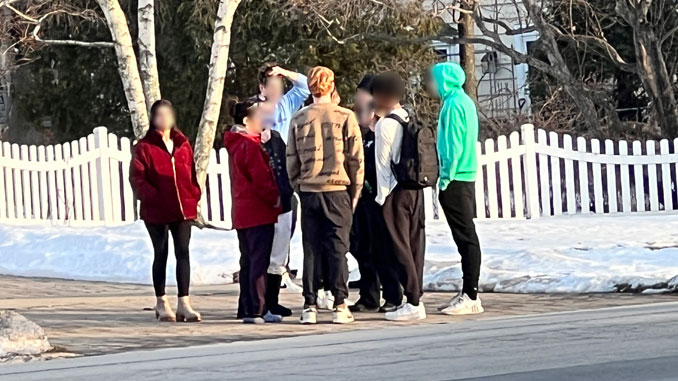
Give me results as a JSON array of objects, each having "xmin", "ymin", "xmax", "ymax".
[{"xmin": 145, "ymin": 220, "xmax": 192, "ymax": 297}]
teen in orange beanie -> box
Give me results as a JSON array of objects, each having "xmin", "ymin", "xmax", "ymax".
[{"xmin": 287, "ymin": 66, "xmax": 364, "ymax": 324}]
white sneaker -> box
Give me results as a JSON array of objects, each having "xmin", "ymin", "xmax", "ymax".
[
  {"xmin": 417, "ymin": 302, "xmax": 427, "ymax": 320},
  {"xmin": 281, "ymin": 272, "xmax": 303, "ymax": 294},
  {"xmin": 316, "ymin": 290, "xmax": 334, "ymax": 310},
  {"xmin": 438, "ymin": 292, "xmax": 463, "ymax": 311},
  {"xmin": 263, "ymin": 311, "xmax": 282, "ymax": 323},
  {"xmin": 242, "ymin": 316, "xmax": 265, "ymax": 324},
  {"xmin": 441, "ymin": 293, "xmax": 484, "ymax": 315},
  {"xmin": 300, "ymin": 306, "xmax": 317, "ymax": 324},
  {"xmin": 332, "ymin": 305, "xmax": 355, "ymax": 324},
  {"xmin": 385, "ymin": 303, "xmax": 426, "ymax": 321}
]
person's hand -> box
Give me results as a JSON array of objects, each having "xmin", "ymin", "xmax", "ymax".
[
  {"xmin": 268, "ymin": 66, "xmax": 298, "ymax": 82},
  {"xmin": 261, "ymin": 128, "xmax": 272, "ymax": 143}
]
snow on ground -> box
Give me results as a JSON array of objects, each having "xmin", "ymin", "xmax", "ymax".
[
  {"xmin": 0, "ymin": 311, "xmax": 52, "ymax": 358},
  {"xmin": 1, "ymin": 214, "xmax": 678, "ymax": 293}
]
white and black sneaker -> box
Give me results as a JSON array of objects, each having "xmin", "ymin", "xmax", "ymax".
[
  {"xmin": 300, "ymin": 306, "xmax": 318, "ymax": 324},
  {"xmin": 281, "ymin": 272, "xmax": 303, "ymax": 294},
  {"xmin": 385, "ymin": 302, "xmax": 426, "ymax": 321},
  {"xmin": 441, "ymin": 293, "xmax": 484, "ymax": 315},
  {"xmin": 438, "ymin": 292, "xmax": 463, "ymax": 312},
  {"xmin": 316, "ymin": 290, "xmax": 335, "ymax": 311}
]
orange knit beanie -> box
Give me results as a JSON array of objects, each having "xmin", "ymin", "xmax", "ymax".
[{"xmin": 307, "ymin": 66, "xmax": 336, "ymax": 98}]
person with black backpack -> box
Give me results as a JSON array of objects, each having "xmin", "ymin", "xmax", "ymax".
[
  {"xmin": 349, "ymin": 75, "xmax": 403, "ymax": 314},
  {"xmin": 372, "ymin": 72, "xmax": 436, "ymax": 321}
]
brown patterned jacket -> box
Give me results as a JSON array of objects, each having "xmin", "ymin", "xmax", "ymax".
[{"xmin": 286, "ymin": 103, "xmax": 364, "ymax": 207}]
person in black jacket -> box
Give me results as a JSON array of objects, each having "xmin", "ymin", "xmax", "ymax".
[
  {"xmin": 349, "ymin": 75, "xmax": 403, "ymax": 313},
  {"xmin": 260, "ymin": 101, "xmax": 296, "ymax": 318}
]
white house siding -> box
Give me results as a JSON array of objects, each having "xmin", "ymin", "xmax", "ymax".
[{"xmin": 427, "ymin": 0, "xmax": 538, "ymax": 119}]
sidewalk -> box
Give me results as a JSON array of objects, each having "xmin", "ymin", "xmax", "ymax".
[{"xmin": 1, "ymin": 275, "xmax": 675, "ymax": 357}]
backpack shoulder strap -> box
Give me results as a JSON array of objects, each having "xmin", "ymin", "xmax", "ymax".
[{"xmin": 385, "ymin": 113, "xmax": 406, "ymax": 126}]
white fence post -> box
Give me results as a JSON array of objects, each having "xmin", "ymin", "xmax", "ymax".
[
  {"xmin": 94, "ymin": 126, "xmax": 114, "ymax": 225},
  {"xmin": 521, "ymin": 124, "xmax": 540, "ymax": 219}
]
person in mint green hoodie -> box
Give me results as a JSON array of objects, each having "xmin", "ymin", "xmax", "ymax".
[{"xmin": 430, "ymin": 62, "xmax": 484, "ymax": 316}]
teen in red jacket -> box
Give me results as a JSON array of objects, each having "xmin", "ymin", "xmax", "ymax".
[
  {"xmin": 224, "ymin": 99, "xmax": 282, "ymax": 324},
  {"xmin": 131, "ymin": 100, "xmax": 202, "ymax": 323}
]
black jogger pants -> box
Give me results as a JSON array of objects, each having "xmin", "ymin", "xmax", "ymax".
[
  {"xmin": 351, "ymin": 195, "xmax": 403, "ymax": 307},
  {"xmin": 299, "ymin": 191, "xmax": 352, "ymax": 307},
  {"xmin": 382, "ymin": 188, "xmax": 426, "ymax": 306},
  {"xmin": 145, "ymin": 220, "xmax": 192, "ymax": 298},
  {"xmin": 438, "ymin": 181, "xmax": 482, "ymax": 300}
]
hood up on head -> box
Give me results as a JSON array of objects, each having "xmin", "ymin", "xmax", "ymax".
[{"xmin": 431, "ymin": 62, "xmax": 466, "ymax": 99}]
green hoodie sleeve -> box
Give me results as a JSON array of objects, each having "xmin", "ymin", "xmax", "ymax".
[{"xmin": 438, "ymin": 103, "xmax": 465, "ymax": 191}]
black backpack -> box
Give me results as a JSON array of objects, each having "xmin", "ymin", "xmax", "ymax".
[{"xmin": 386, "ymin": 112, "xmax": 439, "ymax": 189}]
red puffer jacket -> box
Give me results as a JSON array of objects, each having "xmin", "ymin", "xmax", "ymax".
[
  {"xmin": 131, "ymin": 128, "xmax": 201, "ymax": 224},
  {"xmin": 223, "ymin": 127, "xmax": 281, "ymax": 229}
]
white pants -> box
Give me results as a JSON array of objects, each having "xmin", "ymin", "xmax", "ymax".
[{"xmin": 268, "ymin": 210, "xmax": 293, "ymax": 275}]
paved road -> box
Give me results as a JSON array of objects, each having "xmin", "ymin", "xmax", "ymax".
[{"xmin": 2, "ymin": 301, "xmax": 677, "ymax": 380}]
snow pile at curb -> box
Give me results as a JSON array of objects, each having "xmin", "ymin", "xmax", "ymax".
[
  {"xmin": 0, "ymin": 311, "xmax": 52, "ymax": 358},
  {"xmin": 1, "ymin": 214, "xmax": 678, "ymax": 293}
]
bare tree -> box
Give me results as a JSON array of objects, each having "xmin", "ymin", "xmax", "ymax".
[
  {"xmin": 95, "ymin": 0, "xmax": 149, "ymax": 138},
  {"xmin": 2, "ymin": 0, "xmax": 243, "ymax": 189},
  {"xmin": 615, "ymin": 0, "xmax": 678, "ymax": 137}
]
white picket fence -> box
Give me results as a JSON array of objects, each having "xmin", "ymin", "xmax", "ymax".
[
  {"xmin": 1, "ymin": 125, "xmax": 678, "ymax": 227},
  {"xmin": 0, "ymin": 127, "xmax": 232, "ymax": 228},
  {"xmin": 475, "ymin": 124, "xmax": 678, "ymax": 219}
]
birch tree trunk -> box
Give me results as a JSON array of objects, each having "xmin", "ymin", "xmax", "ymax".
[
  {"xmin": 95, "ymin": 0, "xmax": 149, "ymax": 138},
  {"xmin": 138, "ymin": 0, "xmax": 161, "ymax": 110},
  {"xmin": 521, "ymin": 0, "xmax": 602, "ymax": 133},
  {"xmin": 194, "ymin": 0, "xmax": 242, "ymax": 189}
]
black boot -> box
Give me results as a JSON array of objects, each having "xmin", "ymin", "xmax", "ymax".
[{"xmin": 266, "ymin": 274, "xmax": 292, "ymax": 317}]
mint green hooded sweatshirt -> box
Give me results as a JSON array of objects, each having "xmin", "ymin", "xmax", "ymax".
[{"xmin": 432, "ymin": 62, "xmax": 479, "ymax": 190}]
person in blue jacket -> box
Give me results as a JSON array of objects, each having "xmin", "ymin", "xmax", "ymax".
[
  {"xmin": 250, "ymin": 63, "xmax": 309, "ymax": 297},
  {"xmin": 252, "ymin": 63, "xmax": 310, "ymax": 143}
]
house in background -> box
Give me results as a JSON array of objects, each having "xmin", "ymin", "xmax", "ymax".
[{"xmin": 428, "ymin": 0, "xmax": 538, "ymax": 119}]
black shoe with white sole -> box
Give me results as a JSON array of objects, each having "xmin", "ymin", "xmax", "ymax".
[{"xmin": 379, "ymin": 302, "xmax": 399, "ymax": 313}]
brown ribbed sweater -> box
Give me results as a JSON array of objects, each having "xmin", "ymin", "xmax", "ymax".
[{"xmin": 286, "ymin": 103, "xmax": 364, "ymax": 206}]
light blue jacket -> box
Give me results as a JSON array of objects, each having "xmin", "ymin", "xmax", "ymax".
[{"xmin": 272, "ymin": 74, "xmax": 310, "ymax": 143}]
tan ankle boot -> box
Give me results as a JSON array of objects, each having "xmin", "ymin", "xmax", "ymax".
[
  {"xmin": 176, "ymin": 296, "xmax": 202, "ymax": 322},
  {"xmin": 155, "ymin": 296, "xmax": 177, "ymax": 322}
]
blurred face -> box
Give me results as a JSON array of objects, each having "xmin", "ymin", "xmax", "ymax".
[
  {"xmin": 353, "ymin": 89, "xmax": 375, "ymax": 128},
  {"xmin": 243, "ymin": 106, "xmax": 263, "ymax": 135},
  {"xmin": 425, "ymin": 68, "xmax": 439, "ymax": 98},
  {"xmin": 153, "ymin": 105, "xmax": 175, "ymax": 131},
  {"xmin": 259, "ymin": 76, "xmax": 284, "ymax": 104},
  {"xmin": 372, "ymin": 93, "xmax": 395, "ymax": 117}
]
